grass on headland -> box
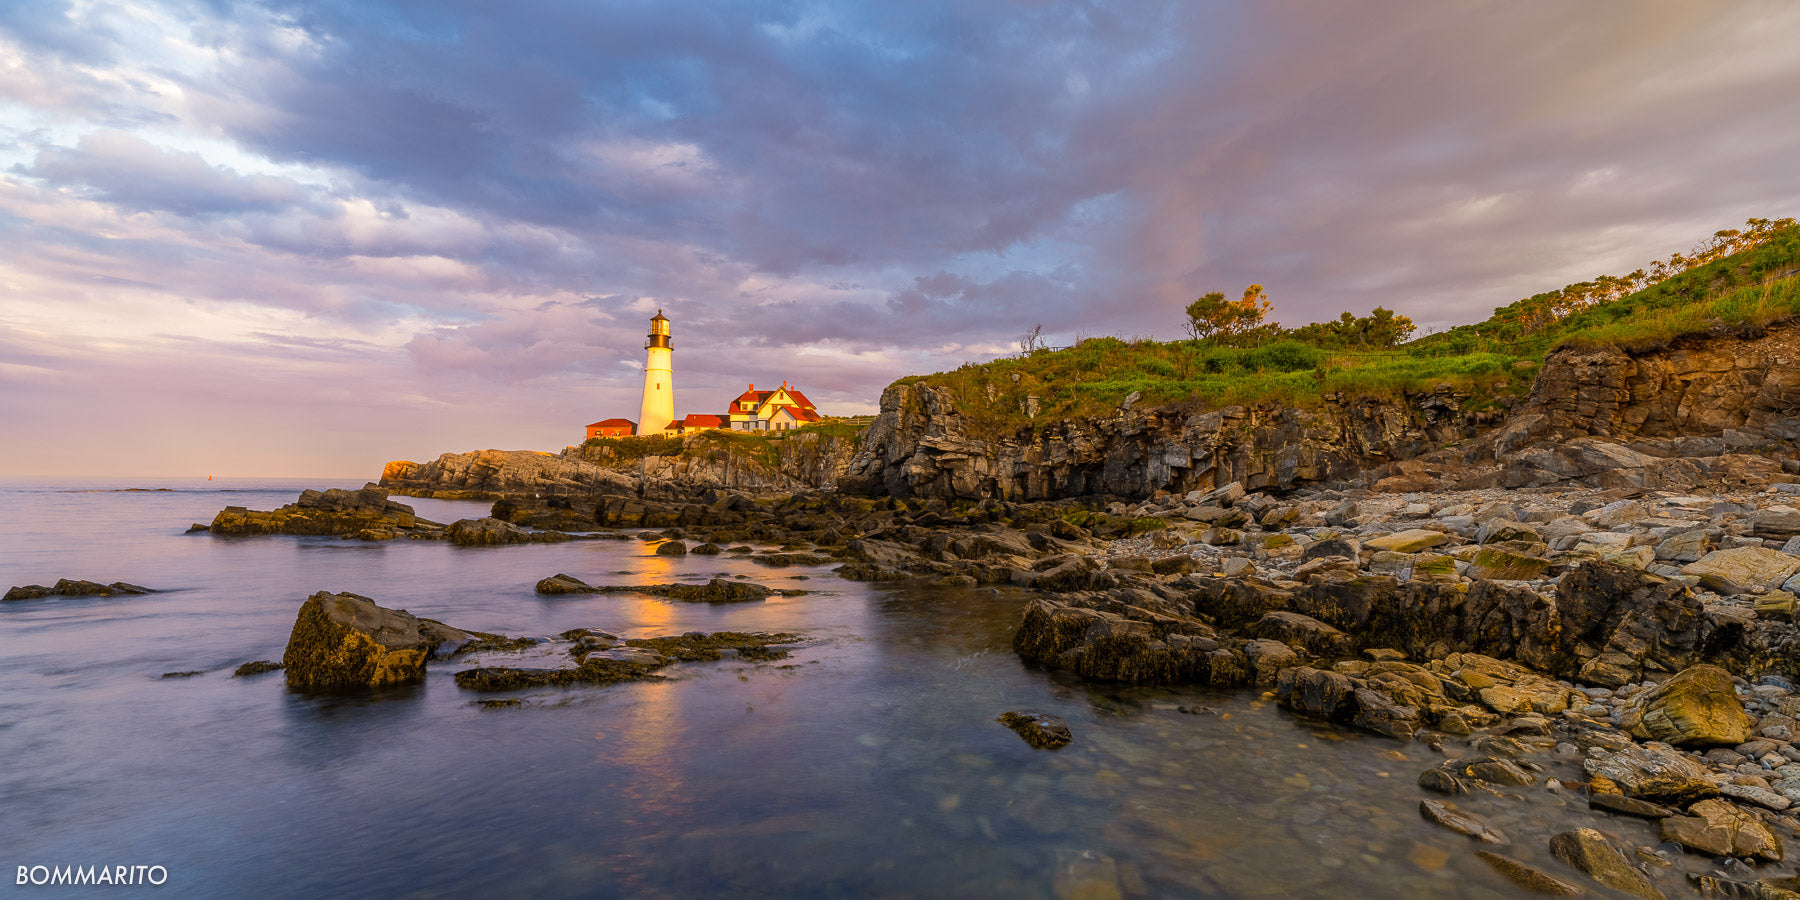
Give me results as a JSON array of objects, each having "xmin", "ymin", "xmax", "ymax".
[{"xmin": 901, "ymin": 221, "xmax": 1800, "ymax": 438}]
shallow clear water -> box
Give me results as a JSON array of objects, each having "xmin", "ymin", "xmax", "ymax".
[{"xmin": 0, "ymin": 478, "xmax": 1733, "ymax": 897}]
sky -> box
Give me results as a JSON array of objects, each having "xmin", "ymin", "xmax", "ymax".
[{"xmin": 4, "ymin": 1, "xmax": 1800, "ymax": 478}]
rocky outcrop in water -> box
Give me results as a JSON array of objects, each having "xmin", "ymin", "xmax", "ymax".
[
  {"xmin": 282, "ymin": 591, "xmax": 471, "ymax": 691},
  {"xmin": 211, "ymin": 486, "xmax": 440, "ymax": 539},
  {"xmin": 453, "ymin": 630, "xmax": 802, "ymax": 691},
  {"xmin": 4, "ymin": 579, "xmax": 153, "ymax": 601},
  {"xmin": 532, "ymin": 574, "xmax": 793, "ymax": 603}
]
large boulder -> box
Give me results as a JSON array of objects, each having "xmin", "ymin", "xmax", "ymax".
[
  {"xmin": 283, "ymin": 591, "xmax": 468, "ymax": 691},
  {"xmin": 1364, "ymin": 529, "xmax": 1449, "ymax": 553},
  {"xmin": 1617, "ymin": 664, "xmax": 1751, "ymax": 746},
  {"xmin": 1682, "ymin": 547, "xmax": 1800, "ymax": 595},
  {"xmin": 1554, "ymin": 563, "xmax": 1706, "ymax": 687},
  {"xmin": 446, "ymin": 517, "xmax": 571, "ymax": 545}
]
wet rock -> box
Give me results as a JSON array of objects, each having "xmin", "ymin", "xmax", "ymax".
[
  {"xmin": 1659, "ymin": 798, "xmax": 1785, "ymax": 862},
  {"xmin": 536, "ymin": 573, "xmax": 601, "ymax": 594},
  {"xmin": 447, "ymin": 516, "xmax": 569, "ymax": 545},
  {"xmin": 691, "ymin": 542, "xmax": 722, "ymax": 555},
  {"xmin": 1588, "ymin": 793, "xmax": 1675, "ymax": 819},
  {"xmin": 1548, "ymin": 828, "xmax": 1666, "ymax": 900},
  {"xmin": 161, "ymin": 670, "xmax": 202, "ymax": 678},
  {"xmin": 1474, "ymin": 851, "xmax": 1584, "ymax": 896},
  {"xmin": 455, "ymin": 647, "xmax": 672, "ymax": 690},
  {"xmin": 1419, "ymin": 798, "xmax": 1508, "ymax": 844},
  {"xmin": 1618, "ymin": 664, "xmax": 1752, "ymax": 746},
  {"xmin": 1584, "ymin": 742, "xmax": 1721, "ymax": 805},
  {"xmin": 655, "ymin": 540, "xmax": 688, "ymax": 556},
  {"xmin": 1683, "ymin": 547, "xmax": 1800, "ymax": 595},
  {"xmin": 232, "ymin": 660, "xmax": 284, "ymax": 677},
  {"xmin": 1051, "ymin": 849, "xmax": 1121, "ymax": 900},
  {"xmin": 3, "ymin": 579, "xmax": 155, "ymax": 601},
  {"xmin": 212, "ymin": 486, "xmax": 434, "ymax": 538},
  {"xmin": 1419, "ymin": 756, "xmax": 1536, "ymax": 794},
  {"xmin": 282, "ymin": 591, "xmax": 469, "ymax": 691},
  {"xmin": 996, "ymin": 711, "xmax": 1073, "ymax": 749},
  {"xmin": 1243, "ymin": 611, "xmax": 1351, "ymax": 657}
]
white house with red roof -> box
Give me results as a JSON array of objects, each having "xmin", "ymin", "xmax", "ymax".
[{"xmin": 725, "ymin": 381, "xmax": 820, "ymax": 431}]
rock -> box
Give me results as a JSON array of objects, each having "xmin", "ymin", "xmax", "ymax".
[
  {"xmin": 1584, "ymin": 742, "xmax": 1720, "ymax": 805},
  {"xmin": 1618, "ymin": 664, "xmax": 1752, "ymax": 746},
  {"xmin": 1477, "ymin": 520, "xmax": 1541, "ymax": 545},
  {"xmin": 1419, "ymin": 798, "xmax": 1508, "ymax": 844},
  {"xmin": 3, "ymin": 579, "xmax": 155, "ymax": 601},
  {"xmin": 282, "ymin": 591, "xmax": 469, "ymax": 691},
  {"xmin": 232, "ymin": 660, "xmax": 284, "ymax": 677},
  {"xmin": 1220, "ymin": 557, "xmax": 1255, "ymax": 577},
  {"xmin": 1588, "ymin": 793, "xmax": 1675, "ymax": 819},
  {"xmin": 1720, "ymin": 782, "xmax": 1793, "ymax": 811},
  {"xmin": 1474, "ymin": 851, "xmax": 1584, "ymax": 896},
  {"xmin": 1682, "ymin": 547, "xmax": 1800, "ymax": 594},
  {"xmin": 1365, "ymin": 529, "xmax": 1450, "ymax": 553},
  {"xmin": 996, "ymin": 711, "xmax": 1073, "ymax": 749},
  {"xmin": 654, "ymin": 540, "xmax": 688, "ymax": 556},
  {"xmin": 1198, "ymin": 481, "xmax": 1246, "ymax": 507},
  {"xmin": 1410, "ymin": 553, "xmax": 1458, "ymax": 581},
  {"xmin": 1467, "ymin": 545, "xmax": 1550, "ymax": 581},
  {"xmin": 211, "ymin": 486, "xmax": 434, "ymax": 538},
  {"xmin": 447, "ymin": 516, "xmax": 557, "ymax": 545},
  {"xmin": 1752, "ymin": 510, "xmax": 1800, "ymax": 540},
  {"xmin": 1418, "ymin": 756, "xmax": 1536, "ymax": 794},
  {"xmin": 1301, "ymin": 537, "xmax": 1360, "ymax": 563},
  {"xmin": 1244, "ymin": 611, "xmax": 1351, "ymax": 657},
  {"xmin": 536, "ymin": 573, "xmax": 600, "ymax": 594},
  {"xmin": 1659, "ymin": 798, "xmax": 1785, "ymax": 862},
  {"xmin": 691, "ymin": 542, "xmax": 723, "ymax": 555},
  {"xmin": 1656, "ymin": 530, "xmax": 1713, "ymax": 563},
  {"xmin": 653, "ymin": 578, "xmax": 774, "ymax": 604},
  {"xmin": 1756, "ymin": 591, "xmax": 1798, "ymax": 622},
  {"xmin": 1027, "ymin": 556, "xmax": 1100, "ymax": 592},
  {"xmin": 1549, "ymin": 828, "xmax": 1665, "ymax": 899}
]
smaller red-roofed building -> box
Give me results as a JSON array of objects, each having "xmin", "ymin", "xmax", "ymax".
[
  {"xmin": 678, "ymin": 413, "xmax": 725, "ymax": 433},
  {"xmin": 586, "ymin": 418, "xmax": 636, "ymax": 439}
]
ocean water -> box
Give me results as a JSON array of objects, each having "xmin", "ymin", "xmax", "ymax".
[{"xmin": 0, "ymin": 478, "xmax": 1714, "ymax": 897}]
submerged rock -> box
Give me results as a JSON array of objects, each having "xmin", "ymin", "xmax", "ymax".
[
  {"xmin": 1548, "ymin": 828, "xmax": 1665, "ymax": 900},
  {"xmin": 4, "ymin": 579, "xmax": 153, "ymax": 601},
  {"xmin": 455, "ymin": 631, "xmax": 802, "ymax": 691},
  {"xmin": 996, "ymin": 711, "xmax": 1073, "ymax": 749},
  {"xmin": 282, "ymin": 591, "xmax": 469, "ymax": 691},
  {"xmin": 1617, "ymin": 664, "xmax": 1751, "ymax": 747},
  {"xmin": 233, "ymin": 660, "xmax": 284, "ymax": 677},
  {"xmin": 1474, "ymin": 851, "xmax": 1584, "ymax": 896},
  {"xmin": 1419, "ymin": 798, "xmax": 1508, "ymax": 844}
]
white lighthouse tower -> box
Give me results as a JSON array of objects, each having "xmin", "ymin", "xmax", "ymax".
[{"xmin": 637, "ymin": 310, "xmax": 675, "ymax": 435}]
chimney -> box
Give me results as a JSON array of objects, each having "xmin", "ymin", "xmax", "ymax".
[{"xmin": 748, "ymin": 383, "xmax": 754, "ymax": 391}]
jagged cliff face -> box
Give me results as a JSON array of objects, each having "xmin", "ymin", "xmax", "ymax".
[
  {"xmin": 845, "ymin": 318, "xmax": 1800, "ymax": 501},
  {"xmin": 839, "ymin": 380, "xmax": 1497, "ymax": 501},
  {"xmin": 1498, "ymin": 321, "xmax": 1800, "ymax": 445}
]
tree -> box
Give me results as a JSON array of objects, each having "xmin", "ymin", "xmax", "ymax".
[
  {"xmin": 1018, "ymin": 323, "xmax": 1046, "ymax": 354},
  {"xmin": 1185, "ymin": 284, "xmax": 1272, "ymax": 341}
]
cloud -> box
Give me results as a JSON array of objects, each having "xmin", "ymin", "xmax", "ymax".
[{"xmin": 4, "ymin": 0, "xmax": 1800, "ymax": 475}]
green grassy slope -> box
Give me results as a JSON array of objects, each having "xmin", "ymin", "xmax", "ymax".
[{"xmin": 897, "ymin": 221, "xmax": 1800, "ymax": 437}]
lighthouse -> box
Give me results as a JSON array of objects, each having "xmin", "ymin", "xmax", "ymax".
[{"xmin": 637, "ymin": 310, "xmax": 675, "ymax": 435}]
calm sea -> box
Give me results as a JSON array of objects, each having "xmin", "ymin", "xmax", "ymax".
[{"xmin": 0, "ymin": 477, "xmax": 1670, "ymax": 897}]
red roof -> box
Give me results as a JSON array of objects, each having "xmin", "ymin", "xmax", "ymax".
[
  {"xmin": 682, "ymin": 414, "xmax": 724, "ymax": 427},
  {"xmin": 783, "ymin": 389, "xmax": 816, "ymax": 411},
  {"xmin": 587, "ymin": 418, "xmax": 635, "ymax": 428}
]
